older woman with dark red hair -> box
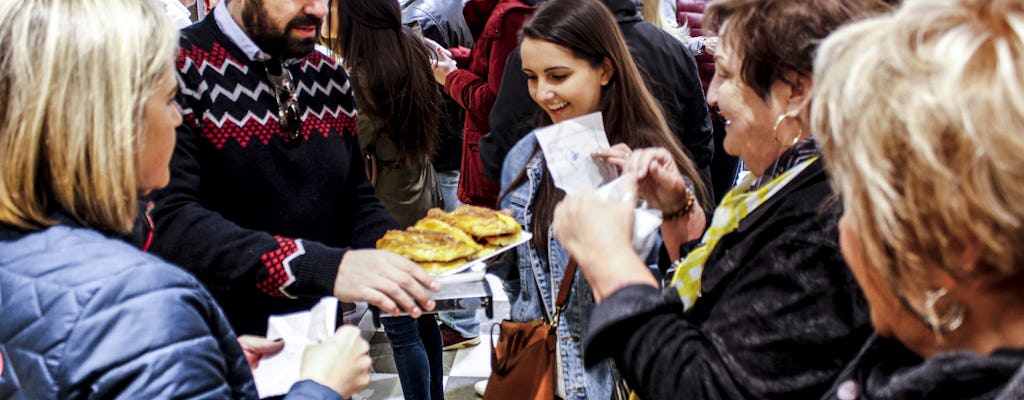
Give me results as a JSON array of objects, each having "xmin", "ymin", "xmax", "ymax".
[{"xmin": 551, "ymin": 0, "xmax": 890, "ymax": 398}]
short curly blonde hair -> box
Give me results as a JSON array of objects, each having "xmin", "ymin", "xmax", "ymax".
[
  {"xmin": 0, "ymin": 0, "xmax": 178, "ymax": 233},
  {"xmin": 813, "ymin": 0, "xmax": 1024, "ymax": 312}
]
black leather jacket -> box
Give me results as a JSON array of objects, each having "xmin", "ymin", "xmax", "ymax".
[
  {"xmin": 820, "ymin": 334, "xmax": 1024, "ymax": 400},
  {"xmin": 584, "ymin": 161, "xmax": 872, "ymax": 399}
]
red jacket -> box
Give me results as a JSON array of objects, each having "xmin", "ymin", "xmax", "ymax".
[{"xmin": 444, "ymin": 0, "xmax": 536, "ymax": 207}]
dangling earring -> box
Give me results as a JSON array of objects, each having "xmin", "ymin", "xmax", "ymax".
[
  {"xmin": 923, "ymin": 287, "xmax": 965, "ymax": 339},
  {"xmin": 772, "ymin": 113, "xmax": 802, "ymax": 147}
]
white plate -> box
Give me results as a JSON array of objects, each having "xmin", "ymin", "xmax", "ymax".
[{"xmin": 432, "ymin": 232, "xmax": 533, "ymax": 277}]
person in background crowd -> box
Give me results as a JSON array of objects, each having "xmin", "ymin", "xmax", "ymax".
[
  {"xmin": 481, "ymin": 0, "xmax": 713, "ymax": 198},
  {"xmin": 814, "ymin": 0, "xmax": 1024, "ymax": 398},
  {"xmin": 500, "ymin": 0, "xmax": 708, "ymax": 397},
  {"xmin": 401, "ymin": 0, "xmax": 473, "ymax": 217},
  {"xmin": 638, "ymin": 0, "xmax": 673, "ymax": 29},
  {"xmin": 323, "ymin": 0, "xmax": 442, "ymax": 229},
  {"xmin": 0, "ymin": 0, "xmax": 369, "ymax": 398},
  {"xmin": 550, "ymin": 0, "xmax": 891, "ymax": 398},
  {"xmin": 430, "ymin": 0, "xmax": 542, "ymax": 208},
  {"xmin": 654, "ymin": 0, "xmax": 677, "ymax": 27},
  {"xmin": 400, "ymin": 0, "xmax": 486, "ymax": 352},
  {"xmin": 149, "ymin": 0, "xmax": 439, "ymax": 388},
  {"xmin": 676, "ymin": 0, "xmax": 738, "ymax": 205},
  {"xmin": 205, "ymin": 0, "xmax": 222, "ymax": 14},
  {"xmin": 322, "ymin": 0, "xmax": 445, "ymax": 398}
]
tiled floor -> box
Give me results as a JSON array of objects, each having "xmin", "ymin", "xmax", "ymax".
[{"xmin": 352, "ymin": 274, "xmax": 509, "ymax": 400}]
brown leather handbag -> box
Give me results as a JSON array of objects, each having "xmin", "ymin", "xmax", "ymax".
[{"xmin": 484, "ymin": 260, "xmax": 578, "ymax": 400}]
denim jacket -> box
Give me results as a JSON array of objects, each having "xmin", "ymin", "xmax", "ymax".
[{"xmin": 500, "ymin": 133, "xmax": 617, "ymax": 400}]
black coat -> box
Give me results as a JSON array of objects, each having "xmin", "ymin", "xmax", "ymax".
[
  {"xmin": 480, "ymin": 0, "xmax": 713, "ymax": 183},
  {"xmin": 583, "ymin": 161, "xmax": 872, "ymax": 399},
  {"xmin": 401, "ymin": 0, "xmax": 474, "ymax": 172},
  {"xmin": 820, "ymin": 334, "xmax": 1024, "ymax": 400}
]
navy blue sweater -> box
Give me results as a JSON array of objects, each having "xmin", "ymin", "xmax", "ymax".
[{"xmin": 150, "ymin": 15, "xmax": 397, "ymax": 335}]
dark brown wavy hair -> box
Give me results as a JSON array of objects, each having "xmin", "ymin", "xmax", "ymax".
[
  {"xmin": 705, "ymin": 0, "xmax": 892, "ymax": 101},
  {"xmin": 323, "ymin": 0, "xmax": 440, "ymax": 167}
]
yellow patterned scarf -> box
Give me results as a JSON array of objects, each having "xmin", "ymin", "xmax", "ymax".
[{"xmin": 669, "ymin": 157, "xmax": 819, "ymax": 309}]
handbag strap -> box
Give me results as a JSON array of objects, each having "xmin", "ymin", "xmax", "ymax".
[{"xmin": 551, "ymin": 258, "xmax": 577, "ymax": 326}]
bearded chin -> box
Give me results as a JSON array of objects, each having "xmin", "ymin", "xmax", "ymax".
[
  {"xmin": 242, "ymin": 2, "xmax": 317, "ymax": 59},
  {"xmin": 253, "ymin": 33, "xmax": 316, "ymax": 60}
]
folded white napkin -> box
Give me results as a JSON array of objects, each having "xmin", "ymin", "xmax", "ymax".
[{"xmin": 252, "ymin": 297, "xmax": 338, "ymax": 398}]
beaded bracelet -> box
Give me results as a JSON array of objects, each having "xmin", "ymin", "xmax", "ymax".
[{"xmin": 662, "ymin": 180, "xmax": 696, "ymax": 221}]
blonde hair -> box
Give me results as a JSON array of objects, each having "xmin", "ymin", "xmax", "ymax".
[
  {"xmin": 813, "ymin": 0, "xmax": 1024, "ymax": 312},
  {"xmin": 0, "ymin": 0, "xmax": 178, "ymax": 233},
  {"xmin": 641, "ymin": 0, "xmax": 692, "ymax": 43}
]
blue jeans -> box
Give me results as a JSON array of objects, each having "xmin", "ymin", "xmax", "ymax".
[
  {"xmin": 434, "ymin": 169, "xmax": 462, "ymax": 213},
  {"xmin": 434, "ymin": 169, "xmax": 481, "ymax": 337},
  {"xmin": 439, "ymin": 309, "xmax": 480, "ymax": 337},
  {"xmin": 380, "ymin": 316, "xmax": 443, "ymax": 400}
]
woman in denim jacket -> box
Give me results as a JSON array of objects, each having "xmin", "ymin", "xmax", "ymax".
[{"xmin": 499, "ymin": 0, "xmax": 707, "ymax": 398}]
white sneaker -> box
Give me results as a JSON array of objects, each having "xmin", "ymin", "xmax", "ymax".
[{"xmin": 474, "ymin": 380, "xmax": 487, "ymax": 396}]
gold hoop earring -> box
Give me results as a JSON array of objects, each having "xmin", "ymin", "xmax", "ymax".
[
  {"xmin": 923, "ymin": 287, "xmax": 965, "ymax": 338},
  {"xmin": 772, "ymin": 114, "xmax": 802, "ymax": 147}
]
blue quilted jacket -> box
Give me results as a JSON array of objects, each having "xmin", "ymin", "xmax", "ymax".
[{"xmin": 0, "ymin": 224, "xmax": 339, "ymax": 399}]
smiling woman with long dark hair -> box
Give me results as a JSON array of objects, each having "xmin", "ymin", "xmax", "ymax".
[{"xmin": 498, "ymin": 0, "xmax": 706, "ymax": 397}]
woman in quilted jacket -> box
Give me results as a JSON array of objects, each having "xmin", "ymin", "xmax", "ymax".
[{"xmin": 0, "ymin": 0, "xmax": 368, "ymax": 398}]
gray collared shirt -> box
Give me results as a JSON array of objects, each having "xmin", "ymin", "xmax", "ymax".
[{"xmin": 213, "ymin": 0, "xmax": 263, "ymax": 61}]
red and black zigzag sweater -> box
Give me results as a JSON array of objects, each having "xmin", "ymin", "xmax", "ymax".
[{"xmin": 150, "ymin": 16, "xmax": 397, "ymax": 335}]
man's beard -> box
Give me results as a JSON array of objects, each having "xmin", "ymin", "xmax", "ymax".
[{"xmin": 242, "ymin": 0, "xmax": 321, "ymax": 59}]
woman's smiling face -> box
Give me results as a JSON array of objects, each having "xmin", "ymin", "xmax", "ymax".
[
  {"xmin": 521, "ymin": 37, "xmax": 612, "ymax": 123},
  {"xmin": 706, "ymin": 40, "xmax": 795, "ymax": 177}
]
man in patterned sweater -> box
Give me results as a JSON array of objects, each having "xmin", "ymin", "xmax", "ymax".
[{"xmin": 150, "ymin": 0, "xmax": 438, "ymax": 341}]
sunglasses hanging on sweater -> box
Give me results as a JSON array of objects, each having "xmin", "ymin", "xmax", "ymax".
[{"xmin": 260, "ymin": 57, "xmax": 302, "ymax": 143}]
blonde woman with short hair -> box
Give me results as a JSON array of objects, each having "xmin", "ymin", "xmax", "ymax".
[
  {"xmin": 814, "ymin": 0, "xmax": 1024, "ymax": 397},
  {"xmin": 0, "ymin": 0, "xmax": 368, "ymax": 398}
]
